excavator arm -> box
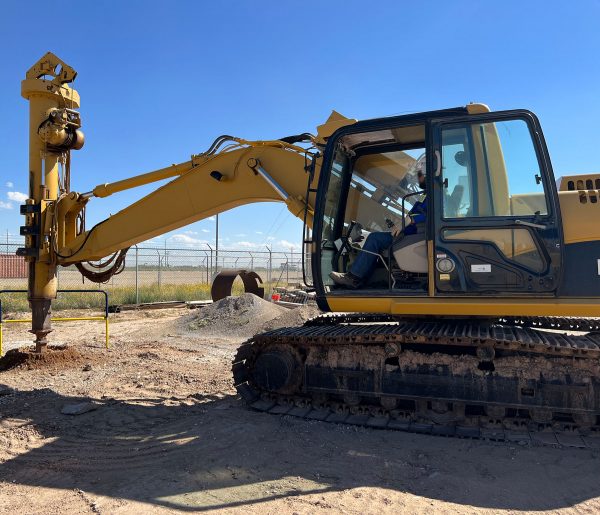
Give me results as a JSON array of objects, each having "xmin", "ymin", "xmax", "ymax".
[{"xmin": 19, "ymin": 53, "xmax": 355, "ymax": 349}]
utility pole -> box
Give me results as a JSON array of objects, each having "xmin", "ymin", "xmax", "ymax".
[{"xmin": 215, "ymin": 214, "xmax": 219, "ymax": 272}]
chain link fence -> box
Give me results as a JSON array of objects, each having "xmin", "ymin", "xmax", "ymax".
[{"xmin": 0, "ymin": 239, "xmax": 308, "ymax": 310}]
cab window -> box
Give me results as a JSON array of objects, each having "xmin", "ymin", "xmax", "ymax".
[
  {"xmin": 441, "ymin": 119, "xmax": 548, "ymax": 218},
  {"xmin": 318, "ymin": 123, "xmax": 428, "ymax": 292},
  {"xmin": 347, "ymin": 148, "xmax": 425, "ymax": 233}
]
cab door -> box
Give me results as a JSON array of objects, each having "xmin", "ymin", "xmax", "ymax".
[{"xmin": 430, "ymin": 111, "xmax": 563, "ymax": 296}]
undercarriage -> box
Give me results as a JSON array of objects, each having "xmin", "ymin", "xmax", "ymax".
[{"xmin": 233, "ymin": 314, "xmax": 600, "ymax": 447}]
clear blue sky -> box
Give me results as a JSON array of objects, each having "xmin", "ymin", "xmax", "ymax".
[{"xmin": 1, "ymin": 1, "xmax": 599, "ymax": 251}]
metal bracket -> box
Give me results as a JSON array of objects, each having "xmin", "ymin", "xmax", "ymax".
[
  {"xmin": 16, "ymin": 247, "xmax": 38, "ymax": 258},
  {"xmin": 20, "ymin": 225, "xmax": 39, "ymax": 236},
  {"xmin": 20, "ymin": 203, "xmax": 39, "ymax": 214},
  {"xmin": 25, "ymin": 51, "xmax": 77, "ymax": 85}
]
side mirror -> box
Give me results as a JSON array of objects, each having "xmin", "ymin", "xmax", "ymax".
[{"xmin": 454, "ymin": 150, "xmax": 467, "ymax": 167}]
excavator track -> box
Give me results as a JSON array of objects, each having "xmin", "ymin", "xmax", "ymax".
[
  {"xmin": 232, "ymin": 317, "xmax": 600, "ymax": 448},
  {"xmin": 306, "ymin": 312, "xmax": 600, "ymax": 333}
]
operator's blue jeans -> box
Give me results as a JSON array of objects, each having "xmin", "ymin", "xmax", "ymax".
[{"xmin": 349, "ymin": 231, "xmax": 393, "ymax": 280}]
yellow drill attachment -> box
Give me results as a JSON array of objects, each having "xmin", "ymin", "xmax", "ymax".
[{"xmin": 19, "ymin": 52, "xmax": 84, "ymax": 352}]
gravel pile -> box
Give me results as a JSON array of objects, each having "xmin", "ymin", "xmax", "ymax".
[
  {"xmin": 183, "ymin": 293, "xmax": 320, "ymax": 338},
  {"xmin": 184, "ymin": 293, "xmax": 287, "ymax": 338},
  {"xmin": 261, "ymin": 304, "xmax": 321, "ymax": 332}
]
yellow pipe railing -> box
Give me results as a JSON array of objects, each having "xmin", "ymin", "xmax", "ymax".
[
  {"xmin": 0, "ymin": 316, "xmax": 109, "ymax": 356},
  {"xmin": 0, "ymin": 289, "xmax": 110, "ymax": 356}
]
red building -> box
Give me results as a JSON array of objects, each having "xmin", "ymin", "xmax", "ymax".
[{"xmin": 0, "ymin": 254, "xmax": 27, "ymax": 278}]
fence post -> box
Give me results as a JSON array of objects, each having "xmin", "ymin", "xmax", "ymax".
[
  {"xmin": 265, "ymin": 245, "xmax": 272, "ymax": 298},
  {"xmin": 155, "ymin": 249, "xmax": 162, "ymax": 288},
  {"xmin": 205, "ymin": 243, "xmax": 213, "ymax": 279},
  {"xmin": 135, "ymin": 244, "xmax": 139, "ymax": 304}
]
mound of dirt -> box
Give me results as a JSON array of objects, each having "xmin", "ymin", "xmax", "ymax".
[
  {"xmin": 0, "ymin": 346, "xmax": 89, "ymax": 372},
  {"xmin": 184, "ymin": 293, "xmax": 288, "ymax": 338}
]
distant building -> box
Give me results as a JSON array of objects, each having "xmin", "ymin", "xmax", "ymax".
[{"xmin": 0, "ymin": 254, "xmax": 27, "ymax": 278}]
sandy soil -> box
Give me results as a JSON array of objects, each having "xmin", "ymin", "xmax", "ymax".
[{"xmin": 1, "ymin": 301, "xmax": 600, "ymax": 514}]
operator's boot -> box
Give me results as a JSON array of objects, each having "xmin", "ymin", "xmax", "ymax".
[{"xmin": 329, "ymin": 271, "xmax": 361, "ymax": 289}]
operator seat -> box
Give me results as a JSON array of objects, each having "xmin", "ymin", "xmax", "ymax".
[
  {"xmin": 390, "ymin": 184, "xmax": 463, "ymax": 274},
  {"xmin": 391, "ymin": 223, "xmax": 427, "ymax": 273}
]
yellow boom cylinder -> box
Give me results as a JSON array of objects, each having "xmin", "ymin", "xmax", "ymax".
[{"xmin": 90, "ymin": 161, "xmax": 194, "ymax": 198}]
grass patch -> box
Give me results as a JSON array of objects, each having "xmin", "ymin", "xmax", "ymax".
[{"xmin": 1, "ymin": 281, "xmax": 256, "ymax": 314}]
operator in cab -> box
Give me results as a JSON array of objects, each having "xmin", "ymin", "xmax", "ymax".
[{"xmin": 330, "ymin": 155, "xmax": 427, "ymax": 289}]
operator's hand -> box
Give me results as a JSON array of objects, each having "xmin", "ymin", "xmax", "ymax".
[{"xmin": 391, "ymin": 224, "xmax": 402, "ymax": 238}]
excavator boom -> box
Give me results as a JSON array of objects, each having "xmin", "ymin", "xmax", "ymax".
[{"xmin": 60, "ymin": 143, "xmax": 317, "ymax": 263}]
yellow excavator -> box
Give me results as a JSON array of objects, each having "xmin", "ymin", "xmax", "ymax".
[{"xmin": 15, "ymin": 52, "xmax": 600, "ymax": 440}]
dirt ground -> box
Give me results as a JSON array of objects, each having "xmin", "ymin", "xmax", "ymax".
[{"xmin": 1, "ymin": 301, "xmax": 600, "ymax": 514}]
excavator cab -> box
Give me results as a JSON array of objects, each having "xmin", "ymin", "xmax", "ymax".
[{"xmin": 313, "ymin": 107, "xmax": 563, "ymax": 313}]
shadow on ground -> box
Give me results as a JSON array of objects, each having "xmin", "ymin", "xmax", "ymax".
[{"xmin": 1, "ymin": 385, "xmax": 599, "ymax": 512}]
